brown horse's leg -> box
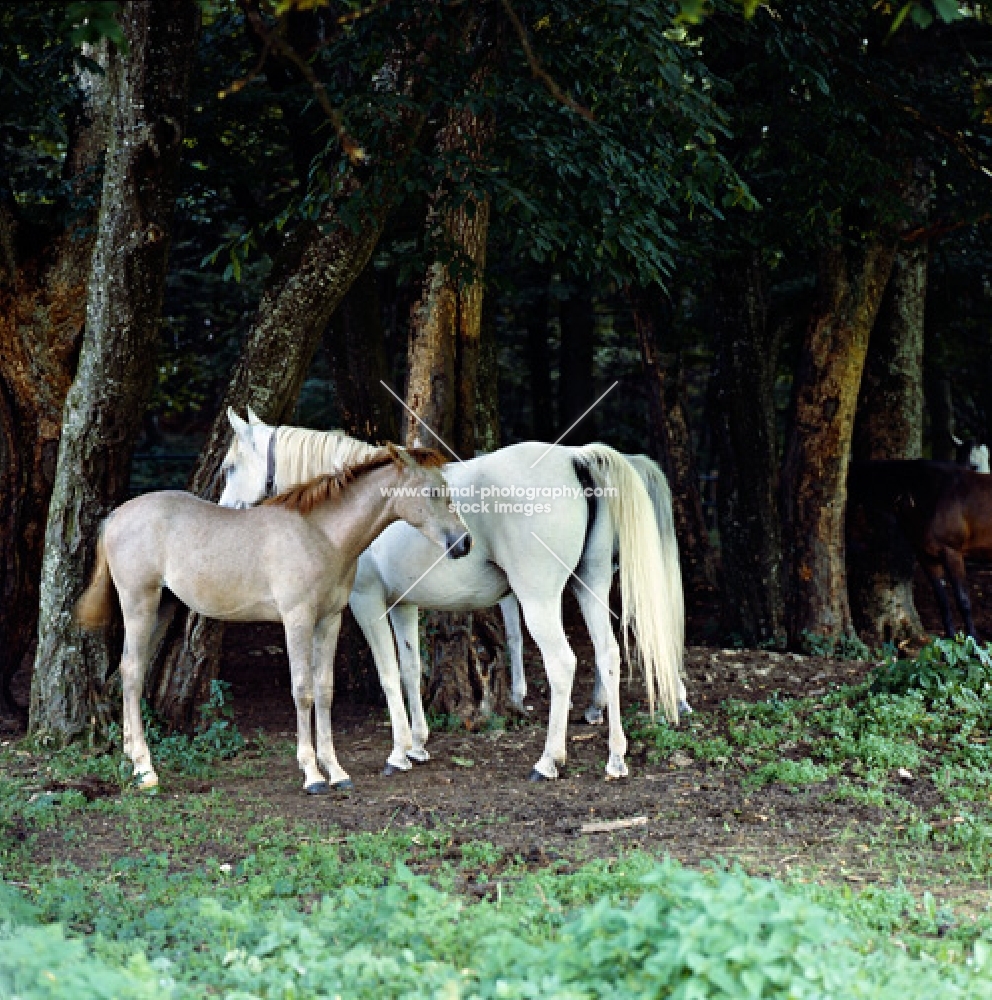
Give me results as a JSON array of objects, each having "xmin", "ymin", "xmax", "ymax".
[
  {"xmin": 921, "ymin": 558, "xmax": 956, "ymax": 638},
  {"xmin": 943, "ymin": 549, "xmax": 977, "ymax": 639}
]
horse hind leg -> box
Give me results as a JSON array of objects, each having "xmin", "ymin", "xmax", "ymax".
[
  {"xmin": 499, "ymin": 594, "xmax": 529, "ymax": 714},
  {"xmin": 118, "ymin": 591, "xmax": 161, "ymax": 790},
  {"xmin": 572, "ymin": 581, "xmax": 628, "ymax": 779},
  {"xmin": 943, "ymin": 549, "xmax": 978, "ymax": 639},
  {"xmin": 922, "ymin": 558, "xmax": 957, "ymax": 638}
]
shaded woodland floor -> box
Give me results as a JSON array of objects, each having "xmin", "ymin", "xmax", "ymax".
[{"xmin": 8, "ymin": 564, "xmax": 992, "ymax": 911}]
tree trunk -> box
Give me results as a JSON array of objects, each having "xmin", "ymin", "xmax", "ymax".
[
  {"xmin": 631, "ymin": 288, "xmax": 717, "ymax": 602},
  {"xmin": 781, "ymin": 241, "xmax": 896, "ymax": 645},
  {"xmin": 148, "ymin": 61, "xmax": 428, "ymax": 732},
  {"xmin": 849, "ymin": 172, "xmax": 929, "ymax": 646},
  {"xmin": 710, "ymin": 259, "xmax": 787, "ymax": 646},
  {"xmin": 0, "ymin": 49, "xmax": 112, "ymax": 722},
  {"xmin": 405, "ymin": 100, "xmax": 508, "ymax": 726},
  {"xmin": 29, "ymin": 1, "xmax": 200, "ymax": 743}
]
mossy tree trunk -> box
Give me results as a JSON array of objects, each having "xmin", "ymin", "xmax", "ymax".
[
  {"xmin": 404, "ymin": 101, "xmax": 508, "ymax": 727},
  {"xmin": 29, "ymin": 2, "xmax": 200, "ymax": 743},
  {"xmin": 781, "ymin": 241, "xmax": 896, "ymax": 645},
  {"xmin": 0, "ymin": 48, "xmax": 112, "ymax": 722}
]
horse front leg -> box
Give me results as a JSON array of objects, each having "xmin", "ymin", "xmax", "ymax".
[
  {"xmin": 350, "ymin": 594, "xmax": 416, "ymax": 773},
  {"xmin": 389, "ymin": 604, "xmax": 431, "ymax": 763},
  {"xmin": 922, "ymin": 558, "xmax": 957, "ymax": 638},
  {"xmin": 943, "ymin": 549, "xmax": 978, "ymax": 639},
  {"xmin": 312, "ymin": 613, "xmax": 352, "ymax": 790},
  {"xmin": 283, "ymin": 612, "xmax": 327, "ymax": 794}
]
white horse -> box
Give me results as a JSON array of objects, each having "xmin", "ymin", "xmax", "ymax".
[
  {"xmin": 75, "ymin": 445, "xmax": 469, "ymax": 793},
  {"xmin": 220, "ymin": 409, "xmax": 686, "ymax": 781}
]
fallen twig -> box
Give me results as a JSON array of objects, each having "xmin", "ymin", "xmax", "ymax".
[{"xmin": 580, "ymin": 815, "xmax": 648, "ymax": 835}]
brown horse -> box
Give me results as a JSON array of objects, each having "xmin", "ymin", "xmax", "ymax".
[{"xmin": 849, "ymin": 460, "xmax": 992, "ymax": 638}]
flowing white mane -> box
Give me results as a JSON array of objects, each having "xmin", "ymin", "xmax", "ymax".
[{"xmin": 274, "ymin": 426, "xmax": 381, "ymax": 490}]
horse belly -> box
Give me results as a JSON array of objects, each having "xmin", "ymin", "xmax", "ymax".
[
  {"xmin": 165, "ymin": 575, "xmax": 282, "ymax": 623},
  {"xmin": 161, "ymin": 540, "xmax": 282, "ymax": 623}
]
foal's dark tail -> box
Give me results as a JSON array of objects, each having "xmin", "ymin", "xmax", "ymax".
[{"xmin": 75, "ymin": 530, "xmax": 113, "ymax": 630}]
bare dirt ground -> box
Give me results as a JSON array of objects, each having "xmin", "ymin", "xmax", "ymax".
[{"xmin": 12, "ymin": 565, "xmax": 992, "ymax": 898}]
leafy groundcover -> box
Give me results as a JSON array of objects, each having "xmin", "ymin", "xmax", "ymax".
[{"xmin": 4, "ymin": 860, "xmax": 992, "ymax": 1000}]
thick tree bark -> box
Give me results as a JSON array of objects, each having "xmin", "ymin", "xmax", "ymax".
[
  {"xmin": 0, "ymin": 51, "xmax": 112, "ymax": 722},
  {"xmin": 631, "ymin": 288, "xmax": 717, "ymax": 601},
  {"xmin": 148, "ymin": 60, "xmax": 428, "ymax": 731},
  {"xmin": 405, "ymin": 100, "xmax": 508, "ymax": 726},
  {"xmin": 29, "ymin": 2, "xmax": 200, "ymax": 743},
  {"xmin": 850, "ymin": 179, "xmax": 929, "ymax": 645},
  {"xmin": 781, "ymin": 241, "xmax": 896, "ymax": 645},
  {"xmin": 710, "ymin": 260, "xmax": 787, "ymax": 646}
]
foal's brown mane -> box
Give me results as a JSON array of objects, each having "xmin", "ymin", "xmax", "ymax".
[{"xmin": 264, "ymin": 443, "xmax": 447, "ymax": 515}]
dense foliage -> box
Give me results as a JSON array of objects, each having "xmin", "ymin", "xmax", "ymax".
[{"xmin": 5, "ymin": 856, "xmax": 992, "ymax": 999}]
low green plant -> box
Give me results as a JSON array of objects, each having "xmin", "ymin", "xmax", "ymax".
[
  {"xmin": 6, "ymin": 859, "xmax": 992, "ymax": 1000},
  {"xmin": 800, "ymin": 629, "xmax": 872, "ymax": 661},
  {"xmin": 872, "ymin": 636, "xmax": 992, "ymax": 700},
  {"xmin": 106, "ymin": 679, "xmax": 246, "ymax": 779}
]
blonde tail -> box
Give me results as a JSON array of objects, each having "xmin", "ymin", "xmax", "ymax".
[
  {"xmin": 574, "ymin": 445, "xmax": 684, "ymax": 723},
  {"xmin": 75, "ymin": 530, "xmax": 113, "ymax": 629}
]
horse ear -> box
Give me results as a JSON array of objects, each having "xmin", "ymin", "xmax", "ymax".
[
  {"xmin": 228, "ymin": 407, "xmax": 250, "ymax": 439},
  {"xmin": 246, "ymin": 405, "xmax": 265, "ymax": 426}
]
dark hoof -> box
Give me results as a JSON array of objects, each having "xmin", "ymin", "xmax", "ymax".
[
  {"xmin": 528, "ymin": 768, "xmax": 551, "ymax": 782},
  {"xmin": 305, "ymin": 781, "xmax": 330, "ymax": 796},
  {"xmin": 332, "ymin": 778, "xmax": 354, "ymax": 792},
  {"xmin": 382, "ymin": 764, "xmax": 405, "ymax": 777}
]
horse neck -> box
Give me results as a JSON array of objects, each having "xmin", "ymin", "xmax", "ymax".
[
  {"xmin": 305, "ymin": 462, "xmax": 406, "ymax": 561},
  {"xmin": 275, "ymin": 426, "xmax": 378, "ymax": 489}
]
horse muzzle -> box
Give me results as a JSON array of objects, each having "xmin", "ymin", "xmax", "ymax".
[{"xmin": 447, "ymin": 532, "xmax": 472, "ymax": 559}]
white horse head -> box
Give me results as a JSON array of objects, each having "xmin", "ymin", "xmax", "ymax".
[{"xmin": 219, "ymin": 407, "xmax": 276, "ymax": 509}]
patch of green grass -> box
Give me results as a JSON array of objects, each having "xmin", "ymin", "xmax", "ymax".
[
  {"xmin": 6, "ymin": 857, "xmax": 992, "ymax": 999},
  {"xmin": 745, "ymin": 758, "xmax": 837, "ymax": 789}
]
